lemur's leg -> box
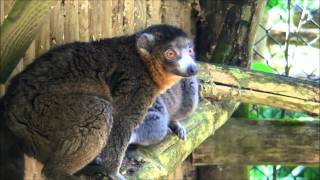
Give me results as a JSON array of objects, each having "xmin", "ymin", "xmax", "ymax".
[
  {"xmin": 78, "ymin": 98, "xmax": 168, "ymax": 177},
  {"xmin": 31, "ymin": 94, "xmax": 112, "ymax": 179},
  {"xmin": 100, "ymin": 84, "xmax": 156, "ymax": 180}
]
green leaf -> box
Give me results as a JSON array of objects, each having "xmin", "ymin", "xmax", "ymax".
[{"xmin": 251, "ymin": 61, "xmax": 276, "ymax": 73}]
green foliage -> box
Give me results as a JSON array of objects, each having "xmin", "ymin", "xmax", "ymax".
[
  {"xmin": 250, "ymin": 61, "xmax": 276, "ymax": 73},
  {"xmin": 303, "ymin": 167, "xmax": 320, "ymax": 179},
  {"xmin": 249, "ymin": 165, "xmax": 274, "ymax": 180},
  {"xmin": 265, "ymin": 0, "xmax": 287, "ymax": 11},
  {"xmin": 250, "ymin": 165, "xmax": 320, "ymax": 179}
]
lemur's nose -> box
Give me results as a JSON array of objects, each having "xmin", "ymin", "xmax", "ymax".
[{"xmin": 187, "ymin": 65, "xmax": 198, "ymax": 76}]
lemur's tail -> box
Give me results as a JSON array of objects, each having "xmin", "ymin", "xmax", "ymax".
[{"xmin": 0, "ymin": 98, "xmax": 24, "ymax": 180}]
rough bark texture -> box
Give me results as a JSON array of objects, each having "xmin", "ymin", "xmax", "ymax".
[
  {"xmin": 199, "ymin": 63, "xmax": 320, "ymax": 115},
  {"xmin": 194, "ymin": 0, "xmax": 234, "ymax": 62},
  {"xmin": 0, "ymin": 0, "xmax": 56, "ymax": 83},
  {"xmin": 195, "ymin": 0, "xmax": 267, "ymax": 67},
  {"xmin": 193, "ymin": 118, "xmax": 320, "ymax": 165}
]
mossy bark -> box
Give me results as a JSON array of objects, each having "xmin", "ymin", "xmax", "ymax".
[
  {"xmin": 121, "ymin": 100, "xmax": 239, "ymax": 179},
  {"xmin": 199, "ymin": 63, "xmax": 320, "ymax": 115}
]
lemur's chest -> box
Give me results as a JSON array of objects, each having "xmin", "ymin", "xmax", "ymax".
[{"xmin": 156, "ymin": 74, "xmax": 182, "ymax": 94}]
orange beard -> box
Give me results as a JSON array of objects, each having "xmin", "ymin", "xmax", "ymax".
[{"xmin": 140, "ymin": 55, "xmax": 182, "ymax": 94}]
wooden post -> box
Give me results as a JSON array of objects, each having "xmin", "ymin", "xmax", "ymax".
[
  {"xmin": 0, "ymin": 0, "xmax": 56, "ymax": 83},
  {"xmin": 193, "ymin": 118, "xmax": 320, "ymax": 165}
]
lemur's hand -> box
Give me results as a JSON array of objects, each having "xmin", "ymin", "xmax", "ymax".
[{"xmin": 169, "ymin": 121, "xmax": 187, "ymax": 140}]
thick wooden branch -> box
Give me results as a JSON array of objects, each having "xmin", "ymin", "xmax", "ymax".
[
  {"xmin": 115, "ymin": 100, "xmax": 239, "ymax": 179},
  {"xmin": 198, "ymin": 63, "xmax": 320, "ymax": 115},
  {"xmin": 0, "ymin": 0, "xmax": 56, "ymax": 83},
  {"xmin": 268, "ymin": 29, "xmax": 320, "ymax": 47},
  {"xmin": 193, "ymin": 118, "xmax": 320, "ymax": 166}
]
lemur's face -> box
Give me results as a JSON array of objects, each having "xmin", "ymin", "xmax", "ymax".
[
  {"xmin": 161, "ymin": 37, "xmax": 197, "ymax": 77},
  {"xmin": 136, "ymin": 33, "xmax": 198, "ymax": 77}
]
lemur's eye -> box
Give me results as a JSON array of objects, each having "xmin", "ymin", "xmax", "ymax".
[
  {"xmin": 164, "ymin": 49, "xmax": 177, "ymax": 60},
  {"xmin": 188, "ymin": 48, "xmax": 194, "ymax": 56}
]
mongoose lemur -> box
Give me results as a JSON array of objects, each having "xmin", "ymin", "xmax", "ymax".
[
  {"xmin": 0, "ymin": 24, "xmax": 197, "ymax": 180},
  {"xmin": 79, "ymin": 76, "xmax": 199, "ymax": 177}
]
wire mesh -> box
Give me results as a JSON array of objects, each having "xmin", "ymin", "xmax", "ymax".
[{"xmin": 250, "ymin": 0, "xmax": 320, "ymax": 179}]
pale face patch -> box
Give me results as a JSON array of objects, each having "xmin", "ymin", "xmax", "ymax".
[{"xmin": 163, "ymin": 37, "xmax": 197, "ymax": 77}]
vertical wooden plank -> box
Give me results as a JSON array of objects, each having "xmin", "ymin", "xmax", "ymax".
[
  {"xmin": 35, "ymin": 17, "xmax": 51, "ymax": 56},
  {"xmin": 146, "ymin": 0, "xmax": 161, "ymax": 26},
  {"xmin": 134, "ymin": 0, "xmax": 146, "ymax": 31},
  {"xmin": 0, "ymin": 0, "xmax": 5, "ymax": 95},
  {"xmin": 23, "ymin": 41, "xmax": 35, "ymax": 67},
  {"xmin": 89, "ymin": 0, "xmax": 97, "ymax": 40},
  {"xmin": 0, "ymin": 0, "xmax": 5, "ymax": 97},
  {"xmin": 123, "ymin": 0, "xmax": 134, "ymax": 35},
  {"xmin": 89, "ymin": 0, "xmax": 103, "ymax": 40},
  {"xmin": 0, "ymin": 0, "xmax": 4, "ymax": 23},
  {"xmin": 95, "ymin": 0, "xmax": 102, "ymax": 39},
  {"xmin": 161, "ymin": 1, "xmax": 192, "ymax": 33},
  {"xmin": 101, "ymin": 0, "xmax": 113, "ymax": 38},
  {"xmin": 112, "ymin": 0, "xmax": 124, "ymax": 36},
  {"xmin": 179, "ymin": 1, "xmax": 192, "ymax": 35},
  {"xmin": 3, "ymin": 0, "xmax": 16, "ymax": 15},
  {"xmin": 0, "ymin": 0, "xmax": 5, "ymax": 96},
  {"xmin": 78, "ymin": 0, "xmax": 89, "ymax": 41},
  {"xmin": 161, "ymin": 0, "xmax": 181, "ymax": 27},
  {"xmin": 50, "ymin": 0, "xmax": 64, "ymax": 46},
  {"xmin": 64, "ymin": 0, "xmax": 79, "ymax": 42}
]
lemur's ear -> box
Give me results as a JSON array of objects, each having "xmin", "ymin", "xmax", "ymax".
[{"xmin": 137, "ymin": 33, "xmax": 155, "ymax": 55}]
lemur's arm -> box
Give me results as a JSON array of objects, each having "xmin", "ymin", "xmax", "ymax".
[{"xmin": 169, "ymin": 77, "xmax": 199, "ymax": 140}]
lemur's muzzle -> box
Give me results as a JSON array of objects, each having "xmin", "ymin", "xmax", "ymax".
[{"xmin": 187, "ymin": 65, "xmax": 198, "ymax": 76}]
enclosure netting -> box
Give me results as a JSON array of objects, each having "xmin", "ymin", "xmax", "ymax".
[{"xmin": 249, "ymin": 0, "xmax": 319, "ymax": 179}]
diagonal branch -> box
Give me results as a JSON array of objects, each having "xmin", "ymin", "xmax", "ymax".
[{"xmin": 0, "ymin": 0, "xmax": 56, "ymax": 83}]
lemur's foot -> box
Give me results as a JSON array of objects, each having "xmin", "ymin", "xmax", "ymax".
[{"xmin": 173, "ymin": 126, "xmax": 187, "ymax": 140}]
